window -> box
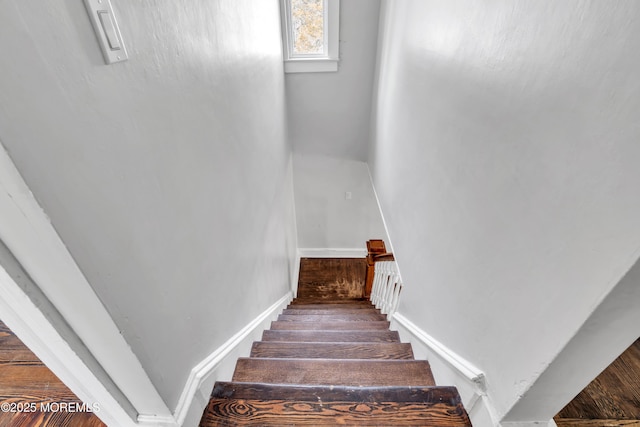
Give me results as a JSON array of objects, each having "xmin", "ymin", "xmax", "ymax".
[{"xmin": 281, "ymin": 0, "xmax": 340, "ymax": 73}]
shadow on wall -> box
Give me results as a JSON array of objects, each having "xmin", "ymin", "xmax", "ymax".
[{"xmin": 292, "ymin": 153, "xmax": 388, "ymax": 250}]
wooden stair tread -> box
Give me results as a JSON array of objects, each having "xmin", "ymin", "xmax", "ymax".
[
  {"xmin": 203, "ymin": 383, "xmax": 471, "ymax": 426},
  {"xmin": 270, "ymin": 321, "xmax": 390, "ymax": 330},
  {"xmin": 262, "ymin": 330, "xmax": 401, "ymax": 342},
  {"xmin": 200, "ymin": 398, "xmax": 471, "ymax": 426},
  {"xmin": 232, "ymin": 358, "xmax": 436, "ymax": 386},
  {"xmin": 277, "ymin": 313, "xmax": 387, "ymax": 322},
  {"xmin": 282, "ymin": 308, "xmax": 381, "ymax": 315},
  {"xmin": 250, "ymin": 342, "xmax": 414, "ymax": 359},
  {"xmin": 289, "ymin": 299, "xmax": 370, "ymax": 305}
]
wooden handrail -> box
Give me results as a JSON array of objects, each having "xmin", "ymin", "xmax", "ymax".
[{"xmin": 373, "ymin": 253, "xmax": 395, "ymax": 261}]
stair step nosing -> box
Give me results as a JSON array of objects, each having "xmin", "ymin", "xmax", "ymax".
[
  {"xmin": 262, "ymin": 330, "xmax": 401, "ymax": 342},
  {"xmin": 252, "ymin": 340, "xmax": 410, "ymax": 344},
  {"xmin": 270, "ymin": 321, "xmax": 390, "ymax": 327},
  {"xmin": 238, "ymin": 357, "xmax": 428, "ymax": 363},
  {"xmin": 212, "ymin": 381, "xmax": 462, "ymax": 404},
  {"xmin": 250, "ymin": 341, "xmax": 414, "ymax": 359},
  {"xmin": 277, "ymin": 317, "xmax": 388, "ymax": 322}
]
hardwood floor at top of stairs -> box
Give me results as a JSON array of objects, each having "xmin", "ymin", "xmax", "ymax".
[{"xmin": 296, "ymin": 258, "xmax": 368, "ymax": 300}]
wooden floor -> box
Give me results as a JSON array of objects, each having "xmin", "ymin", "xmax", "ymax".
[
  {"xmin": 297, "ymin": 257, "xmax": 367, "ymax": 300},
  {"xmin": 555, "ymin": 338, "xmax": 640, "ymax": 426},
  {"xmin": 0, "ymin": 320, "xmax": 105, "ymax": 427}
]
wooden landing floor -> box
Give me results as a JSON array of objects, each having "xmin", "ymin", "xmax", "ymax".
[{"xmin": 0, "ymin": 320, "xmax": 105, "ymax": 427}]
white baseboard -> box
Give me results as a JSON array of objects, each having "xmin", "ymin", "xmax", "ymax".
[
  {"xmin": 298, "ymin": 248, "xmax": 367, "ymax": 258},
  {"xmin": 172, "ymin": 292, "xmax": 293, "ymax": 426},
  {"xmin": 392, "ymin": 312, "xmax": 485, "ymax": 387},
  {"xmin": 292, "ymin": 252, "xmax": 301, "ymax": 297},
  {"xmin": 0, "ymin": 143, "xmax": 171, "ymax": 418},
  {"xmin": 391, "ymin": 312, "xmax": 502, "ymax": 427}
]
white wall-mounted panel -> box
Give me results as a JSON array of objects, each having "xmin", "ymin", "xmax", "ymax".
[{"xmin": 83, "ymin": 0, "xmax": 128, "ymax": 64}]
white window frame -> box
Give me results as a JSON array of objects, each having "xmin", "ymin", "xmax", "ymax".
[{"xmin": 281, "ymin": 0, "xmax": 340, "ymax": 73}]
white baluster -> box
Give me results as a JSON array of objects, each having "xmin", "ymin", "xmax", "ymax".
[
  {"xmin": 371, "ymin": 262, "xmax": 383, "ymax": 305},
  {"xmin": 384, "ymin": 262, "xmax": 393, "ymax": 311},
  {"xmin": 385, "ymin": 280, "xmax": 393, "ymax": 315},
  {"xmin": 386, "ymin": 276, "xmax": 397, "ymax": 314},
  {"xmin": 372, "ymin": 260, "xmax": 404, "ymax": 315},
  {"xmin": 374, "ymin": 261, "xmax": 389, "ymax": 307},
  {"xmin": 391, "ymin": 283, "xmax": 402, "ymax": 315},
  {"xmin": 379, "ymin": 263, "xmax": 388, "ymax": 312}
]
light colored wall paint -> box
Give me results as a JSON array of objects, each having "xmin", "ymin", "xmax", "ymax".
[
  {"xmin": 293, "ymin": 153, "xmax": 387, "ymax": 249},
  {"xmin": 370, "ymin": 0, "xmax": 640, "ymax": 422},
  {"xmin": 175, "ymin": 292, "xmax": 293, "ymax": 427},
  {"xmin": 0, "ymin": 0, "xmax": 296, "ymax": 411},
  {"xmin": 286, "ymin": 0, "xmax": 381, "ymax": 161},
  {"xmin": 502, "ymin": 255, "xmax": 640, "ymax": 423},
  {"xmin": 0, "ymin": 239, "xmax": 136, "ymax": 426}
]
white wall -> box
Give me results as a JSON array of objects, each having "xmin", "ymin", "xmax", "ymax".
[
  {"xmin": 293, "ymin": 153, "xmax": 387, "ymax": 250},
  {"xmin": 287, "ymin": 0, "xmax": 386, "ymax": 253},
  {"xmin": 286, "ymin": 0, "xmax": 381, "ymax": 161},
  {"xmin": 0, "ymin": 0, "xmax": 296, "ymax": 412},
  {"xmin": 370, "ymin": 0, "xmax": 640, "ymax": 424},
  {"xmin": 502, "ymin": 256, "xmax": 640, "ymax": 423}
]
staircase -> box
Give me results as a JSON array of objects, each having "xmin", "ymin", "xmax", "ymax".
[{"xmin": 199, "ymin": 258, "xmax": 471, "ymax": 426}]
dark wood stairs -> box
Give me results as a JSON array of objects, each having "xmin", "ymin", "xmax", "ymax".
[{"xmin": 199, "ymin": 297, "xmax": 471, "ymax": 426}]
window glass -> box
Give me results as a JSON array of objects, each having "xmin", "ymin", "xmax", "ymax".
[{"xmin": 291, "ymin": 0, "xmax": 324, "ymax": 55}]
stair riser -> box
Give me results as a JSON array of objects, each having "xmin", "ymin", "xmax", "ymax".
[
  {"xmin": 277, "ymin": 314, "xmax": 387, "ymax": 322},
  {"xmin": 232, "ymin": 358, "xmax": 435, "ymax": 386},
  {"xmin": 262, "ymin": 330, "xmax": 401, "ymax": 342},
  {"xmin": 289, "ymin": 300, "xmax": 372, "ymax": 306},
  {"xmin": 250, "ymin": 342, "xmax": 414, "ymax": 359},
  {"xmin": 270, "ymin": 321, "xmax": 390, "ymax": 330},
  {"xmin": 282, "ymin": 308, "xmax": 381, "ymax": 315}
]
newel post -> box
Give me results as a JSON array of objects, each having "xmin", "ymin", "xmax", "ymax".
[{"xmin": 365, "ymin": 240, "xmax": 393, "ymax": 297}]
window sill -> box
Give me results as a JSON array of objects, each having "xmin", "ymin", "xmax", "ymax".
[{"xmin": 284, "ymin": 58, "xmax": 339, "ymax": 73}]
